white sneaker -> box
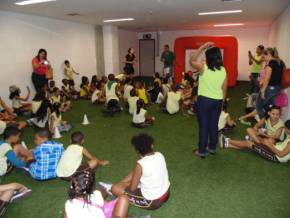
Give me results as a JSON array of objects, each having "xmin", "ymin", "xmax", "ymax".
[
  {"xmin": 245, "ymin": 135, "xmax": 250, "ymax": 141},
  {"xmin": 99, "ymin": 182, "xmax": 113, "ymax": 195},
  {"xmin": 219, "ymin": 134, "xmax": 229, "ymax": 149}
]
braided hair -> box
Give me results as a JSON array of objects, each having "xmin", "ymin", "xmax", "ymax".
[{"xmin": 68, "ymin": 169, "xmax": 95, "ymax": 204}]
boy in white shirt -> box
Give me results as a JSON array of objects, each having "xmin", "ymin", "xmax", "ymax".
[{"xmin": 57, "ymin": 131, "xmax": 109, "ymax": 180}]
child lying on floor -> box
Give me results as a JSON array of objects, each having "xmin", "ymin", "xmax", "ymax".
[
  {"xmin": 64, "ymin": 169, "xmax": 129, "ymax": 218},
  {"xmin": 0, "ymin": 127, "xmax": 33, "ymax": 176},
  {"xmin": 100, "ymin": 133, "xmax": 170, "ymax": 210},
  {"xmin": 220, "ymin": 119, "xmax": 290, "ymax": 163},
  {"xmin": 0, "ymin": 183, "xmax": 32, "ymax": 217},
  {"xmin": 57, "ymin": 131, "xmax": 109, "ymax": 181},
  {"xmin": 29, "ymin": 129, "xmax": 64, "ymax": 180},
  {"xmin": 132, "ymin": 99, "xmax": 155, "ymax": 128}
]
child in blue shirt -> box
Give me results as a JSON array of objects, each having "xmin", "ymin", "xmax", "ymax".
[
  {"xmin": 29, "ymin": 129, "xmax": 64, "ymax": 180},
  {"xmin": 0, "ymin": 127, "xmax": 33, "ymax": 176}
]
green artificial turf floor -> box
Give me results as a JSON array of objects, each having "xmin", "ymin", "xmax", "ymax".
[{"xmin": 1, "ymin": 81, "xmax": 290, "ymax": 218}]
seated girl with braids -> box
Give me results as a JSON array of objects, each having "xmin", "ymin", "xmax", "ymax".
[{"xmin": 64, "ymin": 169, "xmax": 129, "ymax": 218}]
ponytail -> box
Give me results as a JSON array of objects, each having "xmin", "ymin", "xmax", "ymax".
[{"xmin": 136, "ymin": 99, "xmax": 144, "ymax": 114}]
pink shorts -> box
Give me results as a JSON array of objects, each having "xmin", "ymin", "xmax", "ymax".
[{"xmin": 103, "ymin": 199, "xmax": 117, "ymax": 218}]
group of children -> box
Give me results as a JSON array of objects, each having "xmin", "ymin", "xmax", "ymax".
[{"xmin": 1, "ymin": 53, "xmax": 290, "ymax": 217}]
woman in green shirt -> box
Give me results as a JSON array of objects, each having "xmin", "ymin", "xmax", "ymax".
[{"xmin": 190, "ymin": 42, "xmax": 227, "ymax": 158}]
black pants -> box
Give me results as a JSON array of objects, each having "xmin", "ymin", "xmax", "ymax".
[
  {"xmin": 197, "ymin": 96, "xmax": 223, "ymax": 156},
  {"xmin": 250, "ymin": 73, "xmax": 260, "ymax": 94},
  {"xmin": 32, "ymin": 73, "xmax": 48, "ymax": 93}
]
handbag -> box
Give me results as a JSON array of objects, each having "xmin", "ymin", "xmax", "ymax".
[
  {"xmin": 281, "ymin": 68, "xmax": 290, "ymax": 89},
  {"xmin": 45, "ymin": 67, "xmax": 53, "ymax": 80},
  {"xmin": 275, "ymin": 91, "xmax": 288, "ymax": 108}
]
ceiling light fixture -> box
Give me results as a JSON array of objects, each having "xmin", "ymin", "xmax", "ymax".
[
  {"xmin": 15, "ymin": 0, "xmax": 56, "ymax": 6},
  {"xmin": 214, "ymin": 23, "xmax": 244, "ymax": 27},
  {"xmin": 103, "ymin": 18, "xmax": 135, "ymax": 23},
  {"xmin": 198, "ymin": 10, "xmax": 242, "ymax": 15}
]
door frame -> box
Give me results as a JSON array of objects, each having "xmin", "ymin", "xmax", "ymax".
[{"xmin": 139, "ymin": 39, "xmax": 155, "ymax": 76}]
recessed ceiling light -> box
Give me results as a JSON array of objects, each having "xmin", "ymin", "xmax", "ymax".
[
  {"xmin": 214, "ymin": 23, "xmax": 244, "ymax": 27},
  {"xmin": 198, "ymin": 10, "xmax": 242, "ymax": 15},
  {"xmin": 103, "ymin": 18, "xmax": 135, "ymax": 23},
  {"xmin": 15, "ymin": 0, "xmax": 56, "ymax": 5}
]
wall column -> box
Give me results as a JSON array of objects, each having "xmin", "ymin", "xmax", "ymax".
[{"xmin": 102, "ymin": 25, "xmax": 119, "ymax": 75}]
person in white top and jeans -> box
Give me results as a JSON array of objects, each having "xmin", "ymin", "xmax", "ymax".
[{"xmin": 111, "ymin": 133, "xmax": 170, "ymax": 210}]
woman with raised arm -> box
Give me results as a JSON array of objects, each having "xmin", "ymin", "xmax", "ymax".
[{"xmin": 190, "ymin": 42, "xmax": 227, "ymax": 158}]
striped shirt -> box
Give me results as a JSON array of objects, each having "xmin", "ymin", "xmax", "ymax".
[{"xmin": 29, "ymin": 140, "xmax": 64, "ymax": 180}]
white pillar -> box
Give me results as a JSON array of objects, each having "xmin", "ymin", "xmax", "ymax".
[{"xmin": 102, "ymin": 25, "xmax": 119, "ymax": 75}]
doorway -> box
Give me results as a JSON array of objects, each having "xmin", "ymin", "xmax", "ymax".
[{"xmin": 139, "ymin": 39, "xmax": 155, "ymax": 77}]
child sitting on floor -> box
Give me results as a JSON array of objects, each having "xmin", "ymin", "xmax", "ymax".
[
  {"xmin": 161, "ymin": 77, "xmax": 171, "ymax": 98},
  {"xmin": 9, "ymin": 86, "xmax": 31, "ymax": 115},
  {"xmin": 0, "ymin": 127, "xmax": 34, "ymax": 176},
  {"xmin": 181, "ymin": 81, "xmax": 193, "ymax": 115},
  {"xmin": 104, "ymin": 74, "xmax": 121, "ymax": 115},
  {"xmin": 80, "ymin": 76, "xmax": 91, "ymax": 99},
  {"xmin": 91, "ymin": 82, "xmax": 106, "ymax": 104},
  {"xmin": 154, "ymin": 72, "xmax": 162, "ymax": 87},
  {"xmin": 49, "ymin": 103, "xmax": 72, "ymax": 135},
  {"xmin": 62, "ymin": 79, "xmax": 79, "ymax": 100},
  {"xmin": 102, "ymin": 133, "xmax": 170, "ymax": 210},
  {"xmin": 27, "ymin": 99, "xmax": 51, "ymax": 129},
  {"xmin": 136, "ymin": 81, "xmax": 150, "ymax": 105},
  {"xmin": 0, "ymin": 97, "xmax": 16, "ymax": 120},
  {"xmin": 64, "ymin": 169, "xmax": 129, "ymax": 218},
  {"xmin": 123, "ymin": 77, "xmax": 134, "ymax": 102},
  {"xmin": 29, "ymin": 129, "xmax": 64, "ymax": 180},
  {"xmin": 50, "ymin": 88, "xmax": 71, "ymax": 112},
  {"xmin": 128, "ymin": 89, "xmax": 139, "ymax": 115},
  {"xmin": 220, "ymin": 120, "xmax": 290, "ymax": 163},
  {"xmin": 164, "ymin": 84, "xmax": 181, "ymax": 115},
  {"xmin": 57, "ymin": 131, "xmax": 109, "ymax": 181},
  {"xmin": 90, "ymin": 75, "xmax": 98, "ymax": 93},
  {"xmin": 246, "ymin": 106, "xmax": 284, "ymax": 144},
  {"xmin": 218, "ymin": 99, "xmax": 236, "ymax": 132},
  {"xmin": 150, "ymin": 81, "xmax": 163, "ymax": 104},
  {"xmin": 0, "ymin": 182, "xmax": 32, "ymax": 217},
  {"xmin": 48, "ymin": 80, "xmax": 56, "ymax": 97},
  {"xmin": 132, "ymin": 99, "xmax": 155, "ymax": 128}
]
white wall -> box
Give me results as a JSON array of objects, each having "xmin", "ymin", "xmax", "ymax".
[
  {"xmin": 0, "ymin": 11, "xmax": 97, "ymax": 103},
  {"xmin": 138, "ymin": 27, "xmax": 270, "ymax": 81},
  {"xmin": 118, "ymin": 29, "xmax": 139, "ymax": 75},
  {"xmin": 269, "ymin": 5, "xmax": 290, "ymax": 120}
]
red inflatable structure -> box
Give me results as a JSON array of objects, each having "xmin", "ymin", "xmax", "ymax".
[{"xmin": 174, "ymin": 36, "xmax": 238, "ymax": 87}]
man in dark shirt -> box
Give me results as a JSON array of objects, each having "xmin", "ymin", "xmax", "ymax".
[{"xmin": 161, "ymin": 45, "xmax": 176, "ymax": 80}]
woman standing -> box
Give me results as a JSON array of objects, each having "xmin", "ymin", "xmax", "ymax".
[
  {"xmin": 123, "ymin": 48, "xmax": 137, "ymax": 77},
  {"xmin": 32, "ymin": 49, "xmax": 52, "ymax": 92},
  {"xmin": 190, "ymin": 42, "xmax": 227, "ymax": 158},
  {"xmin": 256, "ymin": 48, "xmax": 285, "ymax": 118}
]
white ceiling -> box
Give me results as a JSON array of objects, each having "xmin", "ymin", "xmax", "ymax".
[{"xmin": 0, "ymin": 0, "xmax": 289, "ymax": 31}]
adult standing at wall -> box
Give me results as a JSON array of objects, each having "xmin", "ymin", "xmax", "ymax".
[
  {"xmin": 160, "ymin": 45, "xmax": 176, "ymax": 81},
  {"xmin": 123, "ymin": 48, "xmax": 137, "ymax": 78},
  {"xmin": 190, "ymin": 42, "xmax": 227, "ymax": 158},
  {"xmin": 31, "ymin": 49, "xmax": 52, "ymax": 92},
  {"xmin": 256, "ymin": 48, "xmax": 285, "ymax": 118}
]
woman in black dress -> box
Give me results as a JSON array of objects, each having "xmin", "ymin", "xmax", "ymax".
[{"xmin": 124, "ymin": 48, "xmax": 137, "ymax": 77}]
